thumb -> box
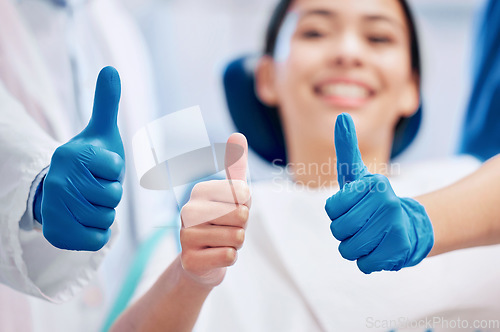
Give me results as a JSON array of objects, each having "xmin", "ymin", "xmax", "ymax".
[
  {"xmin": 225, "ymin": 133, "xmax": 248, "ymax": 182},
  {"xmin": 334, "ymin": 113, "xmax": 369, "ymax": 188},
  {"xmin": 75, "ymin": 66, "xmax": 124, "ymax": 158},
  {"xmin": 89, "ymin": 66, "xmax": 121, "ymax": 134}
]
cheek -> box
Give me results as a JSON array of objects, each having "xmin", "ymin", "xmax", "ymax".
[
  {"xmin": 273, "ymin": 59, "xmax": 320, "ymax": 134},
  {"xmin": 377, "ymin": 50, "xmax": 413, "ymax": 92},
  {"xmin": 364, "ymin": 51, "xmax": 415, "ymax": 132},
  {"xmin": 281, "ymin": 40, "xmax": 327, "ymax": 78},
  {"xmin": 275, "ymin": 43, "xmax": 325, "ymax": 100}
]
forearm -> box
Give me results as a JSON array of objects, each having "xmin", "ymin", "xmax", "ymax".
[
  {"xmin": 112, "ymin": 135, "xmax": 249, "ymax": 331},
  {"xmin": 415, "ymin": 155, "xmax": 500, "ymax": 256},
  {"xmin": 111, "ymin": 255, "xmax": 212, "ymax": 332}
]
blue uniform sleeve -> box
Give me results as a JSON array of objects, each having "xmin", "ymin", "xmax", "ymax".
[{"xmin": 460, "ymin": 0, "xmax": 500, "ymax": 160}]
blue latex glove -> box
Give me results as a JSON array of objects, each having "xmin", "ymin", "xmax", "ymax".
[
  {"xmin": 324, "ymin": 113, "xmax": 434, "ymax": 273},
  {"xmin": 33, "ymin": 66, "xmax": 125, "ymax": 251}
]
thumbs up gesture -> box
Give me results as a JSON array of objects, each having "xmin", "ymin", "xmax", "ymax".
[
  {"xmin": 33, "ymin": 67, "xmax": 125, "ymax": 251},
  {"xmin": 324, "ymin": 113, "xmax": 434, "ymax": 273},
  {"xmin": 179, "ymin": 133, "xmax": 251, "ymax": 287}
]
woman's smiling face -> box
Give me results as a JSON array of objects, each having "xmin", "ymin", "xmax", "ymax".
[{"xmin": 257, "ymin": 0, "xmax": 419, "ymax": 164}]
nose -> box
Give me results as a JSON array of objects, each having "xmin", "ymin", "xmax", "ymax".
[{"xmin": 330, "ymin": 31, "xmax": 363, "ymax": 68}]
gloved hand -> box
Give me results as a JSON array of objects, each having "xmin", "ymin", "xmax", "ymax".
[
  {"xmin": 179, "ymin": 133, "xmax": 250, "ymax": 287},
  {"xmin": 33, "ymin": 66, "xmax": 125, "ymax": 251},
  {"xmin": 324, "ymin": 113, "xmax": 434, "ymax": 273}
]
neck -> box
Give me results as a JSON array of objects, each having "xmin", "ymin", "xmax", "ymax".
[{"xmin": 285, "ymin": 138, "xmax": 392, "ymax": 189}]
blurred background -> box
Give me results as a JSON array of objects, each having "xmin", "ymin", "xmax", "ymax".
[
  {"xmin": 97, "ymin": 1, "xmax": 489, "ymax": 323},
  {"xmin": 122, "ymin": 0, "xmax": 486, "ymax": 168}
]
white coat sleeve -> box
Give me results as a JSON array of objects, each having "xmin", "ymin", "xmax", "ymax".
[{"xmin": 0, "ymin": 81, "xmax": 114, "ymax": 303}]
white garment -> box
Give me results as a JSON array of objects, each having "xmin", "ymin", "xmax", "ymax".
[
  {"xmin": 0, "ymin": 0, "xmax": 172, "ymax": 330},
  {"xmin": 141, "ymin": 155, "xmax": 500, "ymax": 332}
]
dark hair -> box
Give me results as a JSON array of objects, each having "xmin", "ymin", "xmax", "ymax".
[{"xmin": 261, "ymin": 0, "xmax": 422, "ymax": 159}]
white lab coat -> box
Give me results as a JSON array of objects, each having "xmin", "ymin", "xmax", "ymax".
[
  {"xmin": 0, "ymin": 0, "xmax": 171, "ymax": 330},
  {"xmin": 137, "ymin": 156, "xmax": 500, "ymax": 332}
]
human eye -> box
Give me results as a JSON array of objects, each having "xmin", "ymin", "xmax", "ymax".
[
  {"xmin": 301, "ymin": 29, "xmax": 325, "ymax": 39},
  {"xmin": 296, "ymin": 20, "xmax": 330, "ymax": 40},
  {"xmin": 365, "ymin": 24, "xmax": 398, "ymax": 45},
  {"xmin": 367, "ymin": 34, "xmax": 393, "ymax": 44}
]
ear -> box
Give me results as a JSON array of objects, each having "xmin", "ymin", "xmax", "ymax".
[
  {"xmin": 399, "ymin": 73, "xmax": 420, "ymax": 117},
  {"xmin": 255, "ymin": 55, "xmax": 279, "ymax": 107}
]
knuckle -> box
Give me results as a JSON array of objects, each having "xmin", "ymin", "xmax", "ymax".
[
  {"xmin": 91, "ymin": 235, "xmax": 108, "ymax": 251},
  {"xmin": 372, "ymin": 173, "xmax": 388, "ymax": 184},
  {"xmin": 109, "ymin": 182, "xmax": 123, "ymax": 205},
  {"xmin": 179, "ymin": 228, "xmax": 186, "ymax": 242},
  {"xmin": 180, "ymin": 203, "xmax": 193, "ymax": 221},
  {"xmin": 351, "ymin": 179, "xmax": 369, "ymax": 193},
  {"xmin": 234, "ymin": 181, "xmax": 250, "ymax": 202},
  {"xmin": 82, "ymin": 211, "xmax": 113, "ymax": 229},
  {"xmin": 111, "ymin": 153, "xmax": 125, "ymax": 171},
  {"xmin": 102, "ymin": 209, "xmax": 116, "ymax": 228},
  {"xmin": 224, "ymin": 248, "xmax": 237, "ymax": 266},
  {"xmin": 52, "ymin": 145, "xmax": 73, "ymax": 161},
  {"xmin": 338, "ymin": 247, "xmax": 349, "ymax": 260},
  {"xmin": 191, "ymin": 181, "xmax": 209, "ymax": 199},
  {"xmin": 325, "ymin": 195, "xmax": 337, "ymax": 219},
  {"xmin": 233, "ymin": 228, "xmax": 245, "ymax": 248},
  {"xmin": 236, "ymin": 205, "xmax": 249, "ymax": 225},
  {"xmin": 242, "ymin": 186, "xmax": 251, "ymax": 204},
  {"xmin": 371, "ymin": 175, "xmax": 392, "ymax": 195},
  {"xmin": 330, "ymin": 221, "xmax": 345, "ymax": 241},
  {"xmin": 181, "ymin": 201, "xmax": 205, "ymax": 227},
  {"xmin": 357, "ymin": 260, "xmax": 373, "ymax": 274},
  {"xmin": 179, "ymin": 228, "xmax": 191, "ymax": 246},
  {"xmin": 189, "ymin": 183, "xmax": 202, "ymax": 199},
  {"xmin": 384, "ymin": 195, "xmax": 401, "ymax": 210},
  {"xmin": 338, "ymin": 244, "xmax": 355, "ymax": 261}
]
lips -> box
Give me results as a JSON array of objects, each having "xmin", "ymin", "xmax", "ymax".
[
  {"xmin": 314, "ymin": 80, "xmax": 375, "ymax": 108},
  {"xmin": 318, "ymin": 83, "xmax": 370, "ymax": 98}
]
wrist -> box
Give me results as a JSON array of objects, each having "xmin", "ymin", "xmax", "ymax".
[
  {"xmin": 173, "ymin": 256, "xmax": 216, "ymax": 293},
  {"xmin": 401, "ymin": 197, "xmax": 434, "ymax": 267},
  {"xmin": 33, "ymin": 176, "xmax": 45, "ymax": 225}
]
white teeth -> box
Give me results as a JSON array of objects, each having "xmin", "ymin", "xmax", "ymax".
[{"xmin": 320, "ymin": 83, "xmax": 369, "ymax": 99}]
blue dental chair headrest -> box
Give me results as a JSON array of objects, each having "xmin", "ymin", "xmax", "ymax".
[{"xmin": 223, "ymin": 55, "xmax": 422, "ymax": 165}]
